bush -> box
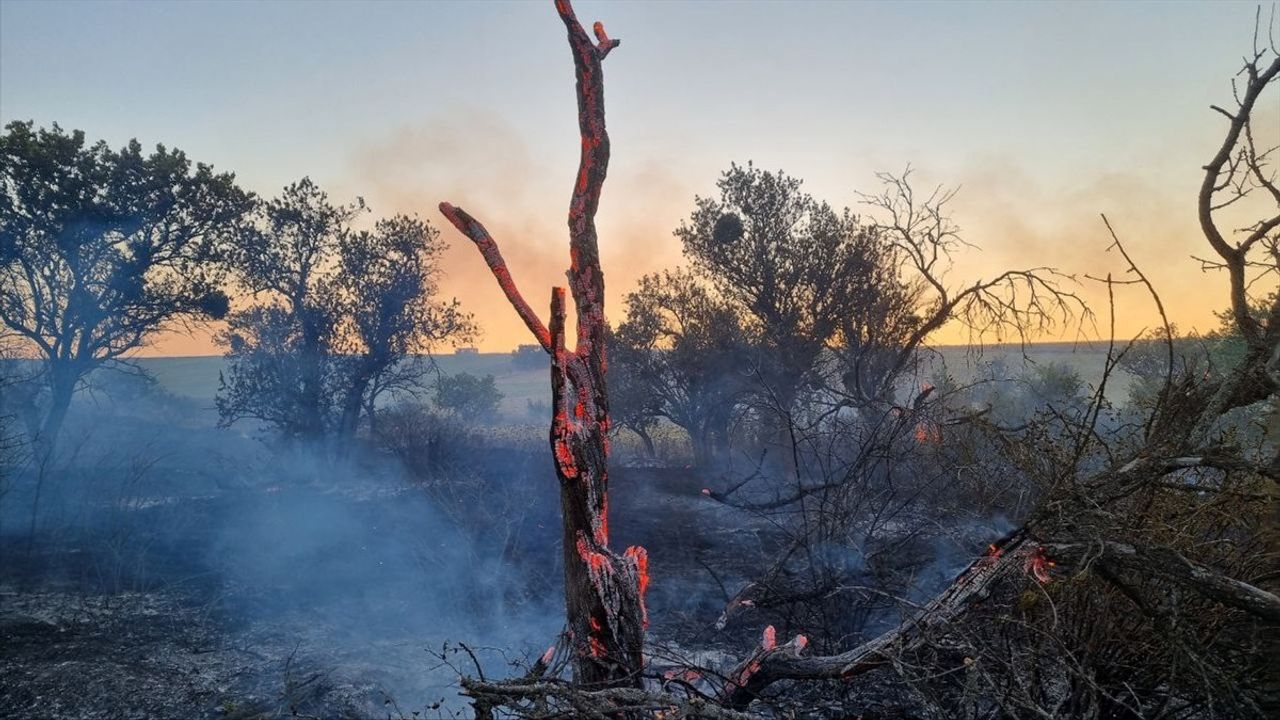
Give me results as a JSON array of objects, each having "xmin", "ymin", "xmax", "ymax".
[{"xmin": 434, "ymin": 373, "xmax": 503, "ymax": 424}]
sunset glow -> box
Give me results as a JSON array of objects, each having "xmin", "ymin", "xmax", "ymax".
[{"xmin": 1, "ymin": 0, "xmax": 1265, "ymax": 356}]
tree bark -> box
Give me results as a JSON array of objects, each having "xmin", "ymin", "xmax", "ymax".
[{"xmin": 439, "ymin": 0, "xmax": 646, "ymax": 688}]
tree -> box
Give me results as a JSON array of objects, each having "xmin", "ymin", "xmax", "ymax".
[
  {"xmin": 613, "ymin": 269, "xmax": 748, "ymax": 465},
  {"xmin": 605, "ymin": 326, "xmax": 663, "ymax": 458},
  {"xmin": 706, "ymin": 31, "xmax": 1280, "ymax": 715},
  {"xmin": 434, "ymin": 372, "xmax": 503, "ymax": 424},
  {"xmin": 438, "ymin": 0, "xmax": 648, "ymax": 690},
  {"xmin": 678, "ymin": 164, "xmax": 878, "ymax": 413},
  {"xmin": 217, "ymin": 179, "xmax": 471, "ymax": 442},
  {"xmin": 676, "ymin": 164, "xmax": 924, "ymax": 476},
  {"xmin": 0, "ymin": 121, "xmax": 250, "ymax": 453},
  {"xmin": 329, "ymin": 214, "xmax": 473, "ymax": 438}
]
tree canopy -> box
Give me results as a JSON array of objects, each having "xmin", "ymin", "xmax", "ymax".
[{"xmin": 0, "ymin": 120, "xmax": 251, "ymax": 446}]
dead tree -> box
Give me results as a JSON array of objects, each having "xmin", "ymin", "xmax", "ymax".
[
  {"xmin": 438, "ymin": 0, "xmax": 648, "ymax": 689},
  {"xmin": 709, "ymin": 29, "xmax": 1280, "ymax": 714}
]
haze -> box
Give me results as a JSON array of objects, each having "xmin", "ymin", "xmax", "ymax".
[{"xmin": 0, "ymin": 0, "xmax": 1261, "ymax": 354}]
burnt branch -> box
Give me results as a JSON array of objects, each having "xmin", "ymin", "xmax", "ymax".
[
  {"xmin": 1045, "ymin": 541, "xmax": 1280, "ymax": 623},
  {"xmin": 1198, "ymin": 46, "xmax": 1280, "ymax": 347},
  {"xmin": 720, "ymin": 530, "xmax": 1044, "ymax": 709},
  {"xmin": 437, "ymin": 202, "xmax": 552, "ymax": 352},
  {"xmin": 858, "ymin": 169, "xmax": 1091, "ymax": 389},
  {"xmin": 463, "ymin": 677, "xmax": 756, "ymax": 720}
]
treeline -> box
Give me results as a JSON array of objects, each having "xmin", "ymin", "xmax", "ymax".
[
  {"xmin": 0, "ymin": 119, "xmax": 1093, "ymax": 471},
  {"xmin": 609, "ymin": 162, "xmax": 1085, "ymax": 468},
  {"xmin": 0, "ymin": 121, "xmax": 474, "ymax": 456},
  {"xmin": 0, "ymin": 119, "xmax": 1258, "ymax": 474}
]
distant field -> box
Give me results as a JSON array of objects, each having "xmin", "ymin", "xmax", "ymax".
[
  {"xmin": 137, "ymin": 353, "xmax": 550, "ymax": 417},
  {"xmin": 135, "ymin": 341, "xmax": 1131, "ymax": 415}
]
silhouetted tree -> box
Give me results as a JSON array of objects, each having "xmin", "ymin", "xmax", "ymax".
[
  {"xmin": 0, "ymin": 121, "xmax": 250, "ymax": 453},
  {"xmin": 678, "ymin": 165, "xmax": 857, "ymax": 413},
  {"xmin": 613, "ymin": 269, "xmax": 748, "ymax": 465},
  {"xmin": 434, "ymin": 372, "xmax": 503, "ymax": 424},
  {"xmin": 217, "ymin": 179, "xmax": 471, "ymax": 441},
  {"xmin": 329, "ymin": 215, "xmax": 473, "ymax": 438},
  {"xmin": 677, "ymin": 163, "xmax": 922, "ymax": 470},
  {"xmin": 607, "ymin": 326, "xmax": 663, "ymax": 458}
]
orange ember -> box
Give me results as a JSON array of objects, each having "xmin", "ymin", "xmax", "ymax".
[
  {"xmin": 761, "ymin": 625, "xmax": 777, "ymax": 650},
  {"xmin": 663, "ymin": 668, "xmax": 702, "ymax": 684},
  {"xmin": 1024, "ymin": 546, "xmax": 1055, "ymax": 583},
  {"xmin": 914, "ymin": 422, "xmax": 941, "ymax": 444},
  {"xmin": 625, "ymin": 545, "xmax": 650, "ymax": 627},
  {"xmin": 589, "ymin": 636, "xmax": 607, "ymax": 658}
]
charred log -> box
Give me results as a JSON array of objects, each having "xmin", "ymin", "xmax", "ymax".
[{"xmin": 719, "ymin": 529, "xmax": 1043, "ymax": 709}]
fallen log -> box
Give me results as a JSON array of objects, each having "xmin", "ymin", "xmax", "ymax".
[{"xmin": 721, "ymin": 528, "xmax": 1041, "ymax": 709}]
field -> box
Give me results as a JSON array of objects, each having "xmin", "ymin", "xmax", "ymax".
[{"xmin": 137, "ymin": 341, "xmax": 1129, "ymax": 414}]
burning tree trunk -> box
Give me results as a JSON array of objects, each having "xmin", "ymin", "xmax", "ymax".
[{"xmin": 438, "ymin": 0, "xmax": 648, "ymax": 688}]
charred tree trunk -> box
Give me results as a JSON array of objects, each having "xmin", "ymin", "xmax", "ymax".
[
  {"xmin": 438, "ymin": 0, "xmax": 647, "ymax": 688},
  {"xmin": 36, "ymin": 360, "xmax": 76, "ymax": 457}
]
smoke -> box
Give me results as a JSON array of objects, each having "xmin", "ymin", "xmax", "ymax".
[
  {"xmin": 346, "ymin": 114, "xmax": 693, "ymax": 351},
  {"xmin": 940, "ymin": 159, "xmax": 1240, "ymax": 343},
  {"xmin": 0, "ymin": 363, "xmax": 562, "ymax": 714}
]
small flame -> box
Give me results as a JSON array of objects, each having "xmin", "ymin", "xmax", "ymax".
[
  {"xmin": 1024, "ymin": 546, "xmax": 1054, "ymax": 583},
  {"xmin": 662, "ymin": 668, "xmax": 702, "ymax": 683}
]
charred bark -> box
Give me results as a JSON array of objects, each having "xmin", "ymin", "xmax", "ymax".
[{"xmin": 438, "ymin": 0, "xmax": 647, "ymax": 688}]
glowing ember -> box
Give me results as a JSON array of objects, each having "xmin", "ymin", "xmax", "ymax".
[
  {"xmin": 914, "ymin": 422, "xmax": 941, "ymax": 444},
  {"xmin": 761, "ymin": 625, "xmax": 776, "ymax": 650},
  {"xmin": 726, "ymin": 659, "xmax": 762, "ymax": 694},
  {"xmin": 576, "ymin": 536, "xmax": 610, "ymax": 575},
  {"xmin": 662, "ymin": 668, "xmax": 702, "ymax": 684},
  {"xmin": 1024, "ymin": 546, "xmax": 1055, "ymax": 583},
  {"xmin": 625, "ymin": 545, "xmax": 650, "ymax": 627},
  {"xmin": 589, "ymin": 636, "xmax": 607, "ymax": 658}
]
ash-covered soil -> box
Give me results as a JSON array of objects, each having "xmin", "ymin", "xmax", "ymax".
[
  {"xmin": 0, "ymin": 586, "xmax": 392, "ymax": 720},
  {"xmin": 0, "ymin": 445, "xmax": 786, "ymax": 720}
]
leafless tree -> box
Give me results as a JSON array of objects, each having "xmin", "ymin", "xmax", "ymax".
[{"xmin": 437, "ymin": 0, "xmax": 649, "ymax": 691}]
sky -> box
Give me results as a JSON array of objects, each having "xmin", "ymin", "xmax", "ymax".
[{"xmin": 0, "ymin": 0, "xmax": 1274, "ymax": 355}]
